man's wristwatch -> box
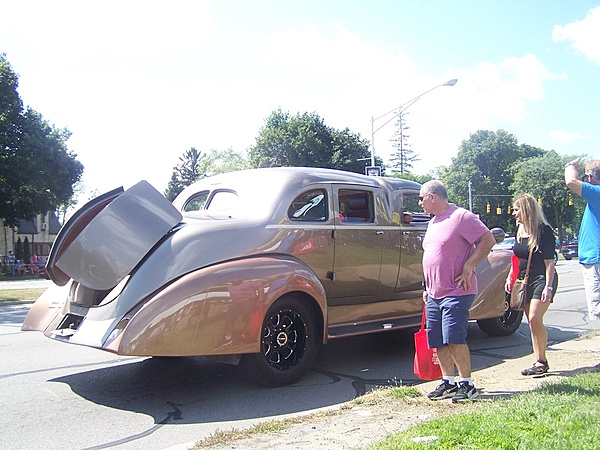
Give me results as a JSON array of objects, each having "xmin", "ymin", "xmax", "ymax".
[
  {"xmin": 545, "ymin": 285, "xmax": 554, "ymax": 291},
  {"xmin": 564, "ymin": 162, "xmax": 575, "ymax": 169}
]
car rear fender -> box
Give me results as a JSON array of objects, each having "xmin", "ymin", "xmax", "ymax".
[
  {"xmin": 21, "ymin": 283, "xmax": 71, "ymax": 332},
  {"xmin": 110, "ymin": 255, "xmax": 327, "ymax": 356}
]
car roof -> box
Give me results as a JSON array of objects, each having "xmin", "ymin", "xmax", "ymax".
[{"xmin": 173, "ymin": 167, "xmax": 422, "ymax": 209}]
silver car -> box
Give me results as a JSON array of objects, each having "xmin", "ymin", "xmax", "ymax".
[{"xmin": 23, "ymin": 167, "xmax": 520, "ymax": 386}]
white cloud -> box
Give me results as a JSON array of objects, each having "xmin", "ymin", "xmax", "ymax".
[
  {"xmin": 549, "ymin": 130, "xmax": 588, "ymax": 142},
  {"xmin": 0, "ymin": 6, "xmax": 565, "ymax": 194},
  {"xmin": 452, "ymin": 54, "xmax": 561, "ymax": 123},
  {"xmin": 255, "ymin": 25, "xmax": 562, "ymax": 175},
  {"xmin": 552, "ymin": 6, "xmax": 600, "ymax": 64}
]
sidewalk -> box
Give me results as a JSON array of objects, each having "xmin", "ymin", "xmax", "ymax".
[
  {"xmin": 423, "ymin": 330, "xmax": 600, "ymax": 399},
  {"xmin": 0, "ymin": 278, "xmax": 52, "ymax": 290},
  {"xmin": 191, "ymin": 332, "xmax": 600, "ymax": 450}
]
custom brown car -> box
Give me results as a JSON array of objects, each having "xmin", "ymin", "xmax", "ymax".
[{"xmin": 23, "ymin": 168, "xmax": 521, "ymax": 386}]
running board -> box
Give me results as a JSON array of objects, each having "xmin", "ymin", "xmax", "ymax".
[{"xmin": 328, "ymin": 314, "xmax": 422, "ymax": 338}]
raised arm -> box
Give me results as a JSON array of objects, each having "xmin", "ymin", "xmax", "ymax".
[{"xmin": 565, "ymin": 157, "xmax": 583, "ymax": 197}]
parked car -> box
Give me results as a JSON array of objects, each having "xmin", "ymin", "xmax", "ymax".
[
  {"xmin": 496, "ymin": 236, "xmax": 559, "ymax": 264},
  {"xmin": 492, "ymin": 236, "xmax": 515, "ymax": 251},
  {"xmin": 561, "ymin": 239, "xmax": 579, "ymax": 260},
  {"xmin": 23, "ymin": 168, "xmax": 520, "ymax": 386}
]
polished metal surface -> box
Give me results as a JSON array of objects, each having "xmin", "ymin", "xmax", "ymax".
[{"xmin": 24, "ymin": 167, "xmax": 511, "ymax": 383}]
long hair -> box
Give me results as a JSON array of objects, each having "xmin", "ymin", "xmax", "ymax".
[{"xmin": 514, "ymin": 193, "xmax": 549, "ymax": 252}]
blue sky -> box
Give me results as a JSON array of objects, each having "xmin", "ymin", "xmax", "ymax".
[{"xmin": 2, "ymin": 1, "xmax": 599, "ymax": 200}]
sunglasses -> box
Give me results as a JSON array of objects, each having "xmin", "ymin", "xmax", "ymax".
[{"xmin": 418, "ymin": 193, "xmax": 432, "ymax": 201}]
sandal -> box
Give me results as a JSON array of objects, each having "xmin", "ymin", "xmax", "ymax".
[{"xmin": 521, "ymin": 359, "xmax": 549, "ymax": 376}]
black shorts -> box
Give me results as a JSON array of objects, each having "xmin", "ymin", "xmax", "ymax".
[{"xmin": 527, "ymin": 273, "xmax": 558, "ymax": 303}]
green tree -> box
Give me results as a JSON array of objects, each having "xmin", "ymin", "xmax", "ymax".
[
  {"xmin": 23, "ymin": 236, "xmax": 31, "ymax": 265},
  {"xmin": 56, "ymin": 180, "xmax": 87, "ymax": 225},
  {"xmin": 164, "ymin": 147, "xmax": 250, "ymax": 201},
  {"xmin": 197, "ymin": 148, "xmax": 250, "ymax": 178},
  {"xmin": 389, "ymin": 112, "xmax": 418, "ymax": 174},
  {"xmin": 0, "ymin": 54, "xmax": 22, "ymax": 154},
  {"xmin": 248, "ymin": 109, "xmax": 374, "ymax": 173},
  {"xmin": 441, "ymin": 130, "xmax": 543, "ymax": 230},
  {"xmin": 164, "ymin": 147, "xmax": 206, "ymax": 201},
  {"xmin": 510, "ymin": 151, "xmax": 581, "ymax": 243},
  {"xmin": 0, "ymin": 54, "xmax": 83, "ymax": 227},
  {"xmin": 393, "ymin": 172, "xmax": 433, "ymax": 185},
  {"xmin": 15, "ymin": 237, "xmax": 23, "ymax": 261}
]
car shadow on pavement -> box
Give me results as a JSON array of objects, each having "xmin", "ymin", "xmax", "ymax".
[
  {"xmin": 48, "ymin": 340, "xmax": 415, "ymax": 426},
  {"xmin": 45, "ymin": 322, "xmax": 568, "ymax": 426}
]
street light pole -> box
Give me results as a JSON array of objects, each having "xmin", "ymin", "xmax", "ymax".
[{"xmin": 369, "ymin": 78, "xmax": 458, "ymax": 169}]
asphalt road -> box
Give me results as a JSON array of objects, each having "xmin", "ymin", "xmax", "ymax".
[{"xmin": 0, "ymin": 259, "xmax": 595, "ymax": 450}]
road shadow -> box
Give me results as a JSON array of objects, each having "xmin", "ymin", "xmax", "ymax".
[
  {"xmin": 47, "ymin": 321, "xmax": 548, "ymax": 426},
  {"xmin": 0, "ymin": 303, "xmax": 32, "ymax": 326}
]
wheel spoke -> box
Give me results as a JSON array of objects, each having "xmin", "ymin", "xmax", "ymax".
[{"xmin": 261, "ymin": 308, "xmax": 307, "ymax": 370}]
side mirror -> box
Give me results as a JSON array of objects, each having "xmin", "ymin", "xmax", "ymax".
[{"xmin": 490, "ymin": 227, "xmax": 506, "ymax": 244}]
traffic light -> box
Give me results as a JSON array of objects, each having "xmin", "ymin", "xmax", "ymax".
[
  {"xmin": 486, "ymin": 203, "xmax": 491, "ymax": 213},
  {"xmin": 507, "ymin": 205, "xmax": 512, "ymax": 214},
  {"xmin": 568, "ymin": 197, "xmax": 574, "ymax": 206},
  {"xmin": 496, "ymin": 206, "xmax": 502, "ymax": 215}
]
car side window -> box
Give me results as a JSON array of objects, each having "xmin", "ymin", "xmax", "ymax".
[
  {"xmin": 403, "ymin": 193, "xmax": 421, "ymax": 214},
  {"xmin": 402, "ymin": 192, "xmax": 431, "ymax": 223},
  {"xmin": 206, "ymin": 190, "xmax": 237, "ymax": 211},
  {"xmin": 338, "ymin": 189, "xmax": 373, "ymax": 223},
  {"xmin": 288, "ymin": 189, "xmax": 327, "ymax": 222},
  {"xmin": 183, "ymin": 191, "xmax": 209, "ymax": 212},
  {"xmin": 183, "ymin": 190, "xmax": 238, "ymax": 213}
]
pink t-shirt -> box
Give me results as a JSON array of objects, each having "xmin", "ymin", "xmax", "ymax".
[{"xmin": 422, "ymin": 204, "xmax": 489, "ymax": 299}]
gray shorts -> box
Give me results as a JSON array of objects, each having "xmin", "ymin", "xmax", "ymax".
[{"xmin": 426, "ymin": 294, "xmax": 475, "ymax": 348}]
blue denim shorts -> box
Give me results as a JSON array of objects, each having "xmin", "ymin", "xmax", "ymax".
[{"xmin": 426, "ymin": 294, "xmax": 475, "ymax": 348}]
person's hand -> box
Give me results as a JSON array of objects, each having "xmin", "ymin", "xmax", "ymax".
[
  {"xmin": 422, "ymin": 290, "xmax": 428, "ymax": 303},
  {"xmin": 455, "ymin": 265, "xmax": 474, "ymax": 290},
  {"xmin": 505, "ymin": 277, "xmax": 512, "ymax": 294},
  {"xmin": 540, "ymin": 286, "xmax": 552, "ymax": 302},
  {"xmin": 566, "ymin": 157, "xmax": 581, "ymax": 170}
]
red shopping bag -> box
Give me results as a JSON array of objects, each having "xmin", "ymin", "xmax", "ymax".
[
  {"xmin": 414, "ymin": 308, "xmax": 442, "ymax": 380},
  {"xmin": 510, "ymin": 253, "xmax": 520, "ymax": 289}
]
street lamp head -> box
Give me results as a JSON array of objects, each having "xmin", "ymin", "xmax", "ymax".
[{"xmin": 443, "ymin": 78, "xmax": 458, "ymax": 87}]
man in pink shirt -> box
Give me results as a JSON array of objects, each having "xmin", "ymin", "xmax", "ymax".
[{"xmin": 420, "ymin": 180, "xmax": 496, "ymax": 402}]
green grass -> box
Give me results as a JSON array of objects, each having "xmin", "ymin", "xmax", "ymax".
[
  {"xmin": 0, "ymin": 288, "xmax": 46, "ymax": 302},
  {"xmin": 367, "ymin": 372, "xmax": 600, "ymax": 449}
]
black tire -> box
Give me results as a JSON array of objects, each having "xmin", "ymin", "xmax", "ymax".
[
  {"xmin": 241, "ymin": 296, "xmax": 320, "ymax": 387},
  {"xmin": 476, "ymin": 293, "xmax": 524, "ymax": 337},
  {"xmin": 564, "ymin": 255, "xmax": 572, "ymax": 260}
]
